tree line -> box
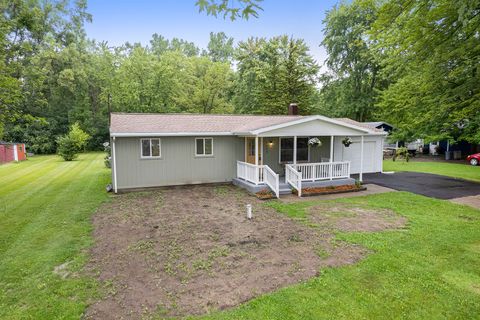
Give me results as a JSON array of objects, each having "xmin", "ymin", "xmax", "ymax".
[{"xmin": 1, "ymin": 0, "xmax": 478, "ymax": 154}]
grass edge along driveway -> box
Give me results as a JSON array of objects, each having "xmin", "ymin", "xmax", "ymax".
[
  {"xmin": 193, "ymin": 192, "xmax": 480, "ymax": 320},
  {"xmin": 0, "ymin": 153, "xmax": 110, "ymax": 319},
  {"xmin": 383, "ymin": 159, "xmax": 480, "ymax": 183}
]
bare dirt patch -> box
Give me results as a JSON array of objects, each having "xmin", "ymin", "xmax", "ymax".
[
  {"xmin": 85, "ymin": 185, "xmax": 401, "ymax": 319},
  {"xmin": 308, "ymin": 203, "xmax": 407, "ymax": 232}
]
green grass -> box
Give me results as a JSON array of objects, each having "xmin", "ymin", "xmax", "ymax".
[
  {"xmin": 384, "ymin": 159, "xmax": 480, "ymax": 182},
  {"xmin": 193, "ymin": 193, "xmax": 480, "ymax": 320},
  {"xmin": 0, "ymin": 153, "xmax": 110, "ymax": 319},
  {"xmin": 2, "ymin": 154, "xmax": 480, "ymax": 319}
]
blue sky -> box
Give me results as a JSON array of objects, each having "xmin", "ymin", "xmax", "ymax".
[{"xmin": 84, "ymin": 0, "xmax": 341, "ymax": 67}]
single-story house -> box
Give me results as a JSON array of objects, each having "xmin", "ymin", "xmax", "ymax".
[
  {"xmin": 110, "ymin": 110, "xmax": 387, "ymax": 197},
  {"xmin": 0, "ymin": 142, "xmax": 27, "ymax": 164}
]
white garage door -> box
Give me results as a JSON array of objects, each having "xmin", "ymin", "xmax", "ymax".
[{"xmin": 341, "ymin": 141, "xmax": 376, "ymax": 174}]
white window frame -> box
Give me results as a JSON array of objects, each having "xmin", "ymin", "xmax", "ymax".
[
  {"xmin": 140, "ymin": 138, "xmax": 161, "ymax": 159},
  {"xmin": 278, "ymin": 137, "xmax": 310, "ymax": 164},
  {"xmin": 195, "ymin": 137, "xmax": 214, "ymax": 157}
]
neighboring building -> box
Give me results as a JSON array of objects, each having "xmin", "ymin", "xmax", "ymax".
[
  {"xmin": 110, "ymin": 108, "xmax": 387, "ymax": 197},
  {"xmin": 363, "ymin": 121, "xmax": 394, "ymax": 134},
  {"xmin": 0, "ymin": 142, "xmax": 27, "ymax": 164}
]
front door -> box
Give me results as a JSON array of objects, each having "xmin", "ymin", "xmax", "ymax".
[{"xmin": 246, "ymin": 137, "xmax": 262, "ymax": 165}]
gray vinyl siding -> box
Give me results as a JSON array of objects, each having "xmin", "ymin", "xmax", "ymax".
[{"xmin": 114, "ymin": 136, "xmax": 244, "ymax": 189}]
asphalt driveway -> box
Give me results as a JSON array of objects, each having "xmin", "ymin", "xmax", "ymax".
[{"xmin": 360, "ymin": 172, "xmax": 480, "ymax": 200}]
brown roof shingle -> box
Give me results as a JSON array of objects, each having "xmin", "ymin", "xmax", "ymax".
[{"xmin": 110, "ymin": 113, "xmax": 303, "ymax": 134}]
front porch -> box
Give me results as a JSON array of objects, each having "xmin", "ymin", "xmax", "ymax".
[{"xmin": 234, "ymin": 135, "xmax": 359, "ymax": 197}]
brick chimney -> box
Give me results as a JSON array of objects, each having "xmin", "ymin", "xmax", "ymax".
[{"xmin": 288, "ymin": 103, "xmax": 299, "ymax": 115}]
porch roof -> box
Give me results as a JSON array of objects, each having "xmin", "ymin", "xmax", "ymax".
[{"xmin": 110, "ymin": 113, "xmax": 386, "ymax": 137}]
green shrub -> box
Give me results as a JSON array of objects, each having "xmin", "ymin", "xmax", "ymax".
[{"xmin": 56, "ymin": 123, "xmax": 90, "ymax": 161}]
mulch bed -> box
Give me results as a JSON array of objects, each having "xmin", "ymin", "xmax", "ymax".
[
  {"xmin": 255, "ymin": 188, "xmax": 276, "ymax": 200},
  {"xmin": 295, "ymin": 184, "xmax": 367, "ymax": 197}
]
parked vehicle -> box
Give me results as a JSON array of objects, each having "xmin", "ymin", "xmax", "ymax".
[{"xmin": 467, "ymin": 153, "xmax": 480, "ymax": 166}]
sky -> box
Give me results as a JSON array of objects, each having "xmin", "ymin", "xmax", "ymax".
[{"xmin": 84, "ymin": 0, "xmax": 341, "ymax": 67}]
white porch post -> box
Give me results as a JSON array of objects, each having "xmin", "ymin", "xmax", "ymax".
[
  {"xmin": 359, "ymin": 135, "xmax": 364, "ymax": 182},
  {"xmin": 293, "ymin": 136, "xmax": 297, "ymax": 165},
  {"xmin": 330, "ymin": 136, "xmax": 334, "ymax": 162},
  {"xmin": 255, "ymin": 136, "xmax": 259, "ymax": 183},
  {"xmin": 244, "ymin": 137, "xmax": 247, "ymax": 162},
  {"xmin": 329, "ymin": 136, "xmax": 334, "ymax": 180},
  {"xmin": 260, "ymin": 137, "xmax": 264, "ymax": 165}
]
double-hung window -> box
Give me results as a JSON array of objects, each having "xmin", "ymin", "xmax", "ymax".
[
  {"xmin": 195, "ymin": 138, "xmax": 213, "ymax": 156},
  {"xmin": 279, "ymin": 137, "xmax": 309, "ymax": 163},
  {"xmin": 141, "ymin": 138, "xmax": 161, "ymax": 158}
]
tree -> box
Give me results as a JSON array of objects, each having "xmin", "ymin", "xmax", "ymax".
[
  {"xmin": 320, "ymin": 0, "xmax": 379, "ymax": 122},
  {"xmin": 196, "ymin": 0, "xmax": 263, "ymax": 20},
  {"xmin": 234, "ymin": 36, "xmax": 319, "ymax": 114},
  {"xmin": 372, "ymin": 0, "xmax": 480, "ymax": 143},
  {"xmin": 56, "ymin": 122, "xmax": 90, "ymax": 161},
  {"xmin": 205, "ymin": 32, "xmax": 234, "ymax": 63}
]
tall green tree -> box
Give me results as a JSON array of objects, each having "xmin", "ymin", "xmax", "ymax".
[
  {"xmin": 235, "ymin": 36, "xmax": 319, "ymax": 115},
  {"xmin": 205, "ymin": 32, "xmax": 234, "ymax": 63},
  {"xmin": 372, "ymin": 0, "xmax": 480, "ymax": 143},
  {"xmin": 320, "ymin": 0, "xmax": 379, "ymax": 122}
]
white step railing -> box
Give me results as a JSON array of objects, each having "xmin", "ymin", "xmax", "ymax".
[
  {"xmin": 236, "ymin": 161, "xmax": 279, "ymax": 197},
  {"xmin": 286, "ymin": 164, "xmax": 302, "ymax": 197},
  {"xmin": 292, "ymin": 161, "xmax": 350, "ymax": 181},
  {"xmin": 264, "ymin": 165, "xmax": 280, "ymax": 198}
]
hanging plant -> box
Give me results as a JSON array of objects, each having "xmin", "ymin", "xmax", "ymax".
[
  {"xmin": 308, "ymin": 137, "xmax": 322, "ymax": 147},
  {"xmin": 342, "ymin": 137, "xmax": 353, "ymax": 147}
]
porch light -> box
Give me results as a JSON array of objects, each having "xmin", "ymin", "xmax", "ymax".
[{"xmin": 268, "ymin": 140, "xmax": 274, "ymax": 148}]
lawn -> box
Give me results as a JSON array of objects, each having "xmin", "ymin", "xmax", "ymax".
[
  {"xmin": 0, "ymin": 153, "xmax": 110, "ymax": 319},
  {"xmin": 1, "ymin": 154, "xmax": 480, "ymax": 319},
  {"xmin": 196, "ymin": 193, "xmax": 480, "ymax": 320},
  {"xmin": 383, "ymin": 159, "xmax": 480, "ymax": 182}
]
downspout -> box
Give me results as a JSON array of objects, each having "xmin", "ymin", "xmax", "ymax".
[{"xmin": 112, "ymin": 136, "xmax": 118, "ymax": 194}]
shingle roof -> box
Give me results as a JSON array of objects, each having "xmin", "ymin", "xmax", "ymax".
[
  {"xmin": 110, "ymin": 113, "xmax": 383, "ymax": 135},
  {"xmin": 334, "ymin": 118, "xmax": 385, "ymax": 133},
  {"xmin": 110, "ymin": 113, "xmax": 303, "ymax": 134}
]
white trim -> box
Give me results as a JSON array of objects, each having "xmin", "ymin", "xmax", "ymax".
[
  {"xmin": 279, "ymin": 137, "xmax": 310, "ymax": 164},
  {"xmin": 112, "ymin": 132, "xmax": 233, "ymax": 137},
  {"xmin": 13, "ymin": 144, "xmax": 18, "ymax": 161},
  {"xmin": 359, "ymin": 135, "xmax": 364, "ymax": 182},
  {"xmin": 195, "ymin": 137, "xmax": 214, "ymax": 157},
  {"xmin": 140, "ymin": 138, "xmax": 162, "ymax": 159},
  {"xmin": 250, "ymin": 115, "xmax": 372, "ymax": 135},
  {"xmin": 112, "ymin": 137, "xmax": 118, "ymax": 194}
]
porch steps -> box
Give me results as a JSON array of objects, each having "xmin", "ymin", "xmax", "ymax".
[{"xmin": 278, "ymin": 182, "xmax": 292, "ymax": 195}]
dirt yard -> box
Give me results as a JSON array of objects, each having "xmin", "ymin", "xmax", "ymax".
[{"xmin": 86, "ymin": 184, "xmax": 406, "ymax": 319}]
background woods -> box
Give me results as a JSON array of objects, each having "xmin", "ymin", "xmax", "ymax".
[{"xmin": 1, "ymin": 0, "xmax": 479, "ymax": 153}]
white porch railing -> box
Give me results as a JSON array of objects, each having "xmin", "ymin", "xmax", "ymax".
[
  {"xmin": 237, "ymin": 161, "xmax": 263, "ymax": 184},
  {"xmin": 286, "ymin": 164, "xmax": 302, "ymax": 197},
  {"xmin": 236, "ymin": 161, "xmax": 280, "ymax": 198},
  {"xmin": 264, "ymin": 166, "xmax": 280, "ymax": 198},
  {"xmin": 292, "ymin": 161, "xmax": 350, "ymax": 181}
]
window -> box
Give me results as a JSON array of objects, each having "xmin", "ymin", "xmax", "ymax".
[
  {"xmin": 140, "ymin": 138, "xmax": 161, "ymax": 158},
  {"xmin": 195, "ymin": 138, "xmax": 213, "ymax": 156},
  {"xmin": 279, "ymin": 137, "xmax": 309, "ymax": 163}
]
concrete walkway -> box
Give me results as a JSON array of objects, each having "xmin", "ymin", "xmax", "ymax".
[{"xmin": 280, "ymin": 184, "xmax": 396, "ymax": 203}]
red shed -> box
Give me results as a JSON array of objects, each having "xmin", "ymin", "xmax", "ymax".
[{"xmin": 0, "ymin": 142, "xmax": 27, "ymax": 164}]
